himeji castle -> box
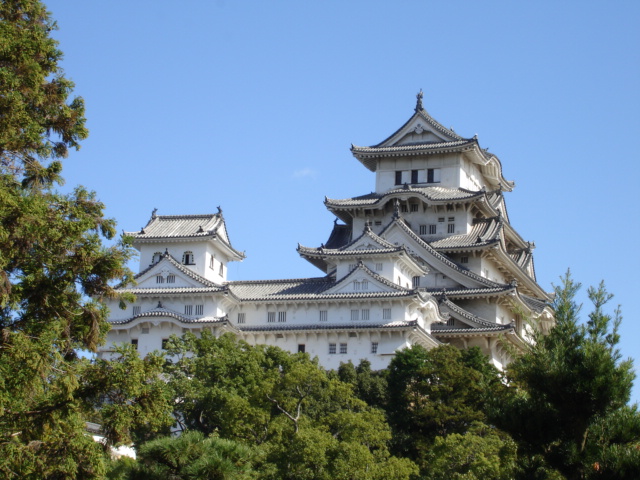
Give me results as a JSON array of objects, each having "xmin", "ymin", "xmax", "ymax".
[{"xmin": 99, "ymin": 92, "xmax": 554, "ymax": 370}]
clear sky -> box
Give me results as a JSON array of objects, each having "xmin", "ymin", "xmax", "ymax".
[{"xmin": 45, "ymin": 1, "xmax": 640, "ymax": 402}]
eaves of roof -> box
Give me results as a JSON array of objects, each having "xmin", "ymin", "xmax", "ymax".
[
  {"xmin": 110, "ymin": 308, "xmax": 227, "ymax": 325},
  {"xmin": 325, "ymin": 186, "xmax": 484, "ymax": 209},
  {"xmin": 238, "ymin": 320, "xmax": 419, "ymax": 333},
  {"xmin": 128, "ymin": 252, "xmax": 221, "ymax": 288}
]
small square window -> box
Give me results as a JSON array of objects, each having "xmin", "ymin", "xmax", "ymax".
[
  {"xmin": 319, "ymin": 310, "xmax": 328, "ymax": 321},
  {"xmin": 166, "ymin": 274, "xmax": 175, "ymax": 283},
  {"xmin": 438, "ymin": 217, "xmax": 445, "ymax": 222},
  {"xmin": 340, "ymin": 343, "xmax": 347, "ymax": 354},
  {"xmin": 267, "ymin": 312, "xmax": 276, "ymax": 323},
  {"xmin": 448, "ymin": 217, "xmax": 455, "ymax": 222},
  {"xmin": 353, "ymin": 281, "xmax": 361, "ymax": 291},
  {"xmin": 156, "ymin": 275, "xmax": 164, "ymax": 284},
  {"xmin": 278, "ymin": 311, "xmax": 287, "ymax": 322},
  {"xmin": 195, "ymin": 305, "xmax": 203, "ymax": 315},
  {"xmin": 401, "ymin": 204, "xmax": 408, "ymax": 213},
  {"xmin": 161, "ymin": 338, "xmax": 169, "ymax": 350},
  {"xmin": 361, "ymin": 309, "xmax": 370, "ymax": 320},
  {"xmin": 329, "ymin": 343, "xmax": 337, "ymax": 354},
  {"xmin": 184, "ymin": 305, "xmax": 193, "ymax": 316},
  {"xmin": 374, "ymin": 220, "xmax": 382, "ymax": 226},
  {"xmin": 132, "ymin": 306, "xmax": 141, "ymax": 316},
  {"xmin": 375, "ymin": 263, "xmax": 383, "ymax": 271},
  {"xmin": 298, "ymin": 344, "xmax": 306, "ymax": 353},
  {"xmin": 461, "ymin": 256, "xmax": 469, "ymax": 263},
  {"xmin": 371, "ymin": 342, "xmax": 378, "ymax": 354},
  {"xmin": 410, "ymin": 204, "xmax": 419, "ymax": 212},
  {"xmin": 141, "ymin": 327, "xmax": 150, "ymax": 334},
  {"xmin": 237, "ymin": 312, "xmax": 246, "ymax": 324}
]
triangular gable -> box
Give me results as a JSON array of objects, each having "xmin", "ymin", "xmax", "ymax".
[
  {"xmin": 133, "ymin": 254, "xmax": 219, "ymax": 289},
  {"xmin": 342, "ymin": 226, "xmax": 396, "ymax": 252},
  {"xmin": 373, "ymin": 101, "xmax": 465, "ymax": 148},
  {"xmin": 379, "ymin": 217, "xmax": 497, "ymax": 290},
  {"xmin": 322, "ymin": 262, "xmax": 408, "ymax": 295}
]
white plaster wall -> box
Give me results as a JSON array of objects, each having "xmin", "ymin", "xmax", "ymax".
[{"xmin": 375, "ymin": 155, "xmax": 463, "ymax": 193}]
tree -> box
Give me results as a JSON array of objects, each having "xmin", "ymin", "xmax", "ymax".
[
  {"xmin": 0, "ymin": 2, "xmax": 172, "ymax": 477},
  {"xmin": 163, "ymin": 333, "xmax": 417, "ymax": 480},
  {"xmin": 492, "ymin": 272, "xmax": 638, "ymax": 480},
  {"xmin": 385, "ymin": 344, "xmax": 501, "ymax": 465}
]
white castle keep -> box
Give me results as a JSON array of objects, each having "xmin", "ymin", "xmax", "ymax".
[{"xmin": 99, "ymin": 93, "xmax": 554, "ymax": 370}]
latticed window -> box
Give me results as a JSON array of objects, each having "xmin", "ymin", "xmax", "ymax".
[
  {"xmin": 184, "ymin": 305, "xmax": 193, "ymax": 315},
  {"xmin": 340, "ymin": 343, "xmax": 347, "ymax": 354},
  {"xmin": 329, "ymin": 343, "xmax": 336, "ymax": 354},
  {"xmin": 131, "ymin": 339, "xmax": 138, "ymax": 350},
  {"xmin": 383, "ymin": 308, "xmax": 391, "ymax": 320},
  {"xmin": 166, "ymin": 275, "xmax": 175, "ymax": 283},
  {"xmin": 195, "ymin": 305, "xmax": 203, "ymax": 315},
  {"xmin": 419, "ymin": 225, "xmax": 427, "ymax": 235},
  {"xmin": 319, "ymin": 310, "xmax": 328, "ymax": 322},
  {"xmin": 361, "ymin": 309, "xmax": 370, "ymax": 320},
  {"xmin": 410, "ymin": 203, "xmax": 419, "ymax": 212},
  {"xmin": 429, "ymin": 224, "xmax": 437, "ymax": 234},
  {"xmin": 448, "ymin": 223, "xmax": 455, "ymax": 234},
  {"xmin": 278, "ymin": 312, "xmax": 287, "ymax": 323},
  {"xmin": 156, "ymin": 275, "xmax": 164, "ymax": 284},
  {"xmin": 375, "ymin": 263, "xmax": 383, "ymax": 271},
  {"xmin": 182, "ymin": 251, "xmax": 194, "ymax": 265},
  {"xmin": 237, "ymin": 313, "xmax": 246, "ymax": 324},
  {"xmin": 267, "ymin": 312, "xmax": 276, "ymax": 323},
  {"xmin": 412, "ymin": 276, "xmax": 420, "ymax": 288},
  {"xmin": 353, "ymin": 281, "xmax": 361, "ymax": 291},
  {"xmin": 351, "ymin": 309, "xmax": 359, "ymax": 321},
  {"xmin": 371, "ymin": 342, "xmax": 378, "ymax": 354},
  {"xmin": 361, "ymin": 280, "xmax": 368, "ymax": 291},
  {"xmin": 132, "ymin": 306, "xmax": 141, "ymax": 316}
]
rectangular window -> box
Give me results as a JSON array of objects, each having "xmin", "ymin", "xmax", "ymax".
[
  {"xmin": 429, "ymin": 224, "xmax": 437, "ymax": 234},
  {"xmin": 166, "ymin": 274, "xmax": 175, "ymax": 283},
  {"xmin": 340, "ymin": 343, "xmax": 348, "ymax": 354},
  {"xmin": 361, "ymin": 309, "xmax": 370, "ymax": 320},
  {"xmin": 131, "ymin": 339, "xmax": 138, "ymax": 349},
  {"xmin": 298, "ymin": 344, "xmax": 305, "ymax": 353},
  {"xmin": 278, "ymin": 311, "xmax": 287, "ymax": 323},
  {"xmin": 195, "ymin": 305, "xmax": 203, "ymax": 315},
  {"xmin": 184, "ymin": 305, "xmax": 193, "ymax": 315},
  {"xmin": 267, "ymin": 312, "xmax": 276, "ymax": 323},
  {"xmin": 209, "ymin": 257, "xmax": 215, "ymax": 269},
  {"xmin": 438, "ymin": 217, "xmax": 445, "ymax": 222},
  {"xmin": 427, "ymin": 168, "xmax": 441, "ymax": 183},
  {"xmin": 374, "ymin": 220, "xmax": 382, "ymax": 226},
  {"xmin": 237, "ymin": 312, "xmax": 246, "ymax": 324},
  {"xmin": 395, "ymin": 170, "xmax": 402, "ymax": 185},
  {"xmin": 375, "ymin": 263, "xmax": 383, "ymax": 271},
  {"xmin": 353, "ymin": 281, "xmax": 361, "ymax": 291},
  {"xmin": 448, "ymin": 223, "xmax": 455, "ymax": 234},
  {"xmin": 156, "ymin": 275, "xmax": 164, "ymax": 284},
  {"xmin": 419, "ymin": 225, "xmax": 427, "ymax": 235},
  {"xmin": 383, "ymin": 308, "xmax": 391, "ymax": 320},
  {"xmin": 448, "ymin": 216, "xmax": 455, "ymax": 222},
  {"xmin": 401, "ymin": 204, "xmax": 408, "ymax": 213},
  {"xmin": 329, "ymin": 343, "xmax": 336, "ymax": 354},
  {"xmin": 141, "ymin": 327, "xmax": 150, "ymax": 334},
  {"xmin": 410, "ymin": 203, "xmax": 419, "ymax": 212},
  {"xmin": 161, "ymin": 338, "xmax": 169, "ymax": 350},
  {"xmin": 411, "ymin": 169, "xmax": 419, "ymax": 184},
  {"xmin": 351, "ymin": 309, "xmax": 359, "ymax": 321},
  {"xmin": 412, "ymin": 276, "xmax": 420, "ymax": 288},
  {"xmin": 219, "ymin": 263, "xmax": 224, "ymax": 276},
  {"xmin": 371, "ymin": 342, "xmax": 378, "ymax": 354},
  {"xmin": 132, "ymin": 306, "xmax": 141, "ymax": 316},
  {"xmin": 319, "ymin": 310, "xmax": 328, "ymax": 322},
  {"xmin": 361, "ymin": 280, "xmax": 368, "ymax": 291},
  {"xmin": 461, "ymin": 256, "xmax": 469, "ymax": 264}
]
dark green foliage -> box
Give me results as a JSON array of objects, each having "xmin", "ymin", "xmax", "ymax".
[
  {"xmin": 493, "ymin": 271, "xmax": 638, "ymax": 479},
  {"xmin": 336, "ymin": 359, "xmax": 388, "ymax": 409}
]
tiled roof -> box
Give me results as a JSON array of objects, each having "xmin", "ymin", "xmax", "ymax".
[
  {"xmin": 430, "ymin": 216, "xmax": 503, "ymax": 250},
  {"xmin": 438, "ymin": 298, "xmax": 503, "ymax": 329},
  {"xmin": 352, "ymin": 138, "xmax": 474, "ymax": 156},
  {"xmin": 424, "ymin": 285, "xmax": 515, "ymax": 298},
  {"xmin": 110, "ymin": 306, "xmax": 227, "ymax": 325},
  {"xmin": 127, "ymin": 213, "xmax": 222, "ymax": 239},
  {"xmin": 431, "ymin": 325, "xmax": 513, "ymax": 335},
  {"xmin": 227, "ymin": 274, "xmax": 414, "ymax": 302},
  {"xmin": 380, "ymin": 216, "xmax": 500, "ymax": 288},
  {"xmin": 116, "ymin": 287, "xmax": 223, "ymax": 295},
  {"xmin": 238, "ymin": 320, "xmax": 419, "ymax": 332},
  {"xmin": 521, "ymin": 294, "xmax": 550, "ymax": 314},
  {"xmin": 326, "ymin": 186, "xmax": 483, "ymax": 208},
  {"xmin": 324, "ymin": 222, "xmax": 352, "ymax": 249}
]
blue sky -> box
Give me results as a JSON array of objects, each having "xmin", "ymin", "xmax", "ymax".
[{"xmin": 45, "ymin": 1, "xmax": 640, "ymax": 402}]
